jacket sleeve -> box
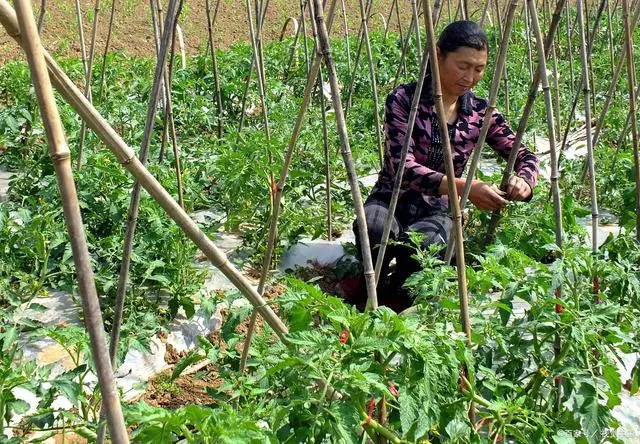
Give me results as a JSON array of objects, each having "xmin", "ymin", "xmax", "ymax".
[
  {"xmin": 485, "ymin": 108, "xmax": 540, "ymax": 191},
  {"xmin": 384, "ymin": 87, "xmax": 444, "ymax": 196}
]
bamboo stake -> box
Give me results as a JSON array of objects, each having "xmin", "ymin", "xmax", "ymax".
[
  {"xmin": 205, "ymin": 0, "xmax": 223, "ymax": 140},
  {"xmin": 605, "ymin": 0, "xmax": 615, "ymax": 78},
  {"xmin": 443, "ymin": 0, "xmax": 519, "ymax": 265},
  {"xmin": 566, "ymin": 0, "xmax": 574, "ymax": 97},
  {"xmin": 358, "ymin": 0, "xmax": 384, "ymax": 168},
  {"xmin": 319, "ymin": 69, "xmax": 332, "ymax": 242},
  {"xmin": 383, "ymin": 0, "xmax": 396, "ymax": 41},
  {"xmin": 391, "ymin": 11, "xmax": 417, "ymax": 89},
  {"xmin": 493, "ymin": 0, "xmax": 510, "ymax": 119},
  {"xmin": 394, "ymin": 0, "xmax": 406, "ymax": 76},
  {"xmin": 11, "ymin": 0, "xmax": 129, "ymax": 441},
  {"xmin": 340, "ymin": 0, "xmax": 351, "ymax": 76},
  {"xmin": 523, "ymin": 2, "xmax": 534, "ymax": 84},
  {"xmin": 576, "ymin": 0, "xmax": 599, "ymax": 253},
  {"xmin": 175, "ymin": 23, "xmax": 186, "ymax": 69},
  {"xmin": 36, "ymin": 0, "xmax": 43, "ymax": 33},
  {"xmin": 166, "ymin": 11, "xmax": 185, "ymax": 209},
  {"xmin": 529, "ymin": 1, "xmax": 562, "ymax": 247},
  {"xmin": 621, "ymin": 0, "xmax": 640, "ymax": 241},
  {"xmin": 97, "ymin": 0, "xmax": 116, "ymax": 101},
  {"xmin": 74, "ymin": 0, "xmax": 88, "ymax": 77},
  {"xmin": 421, "ymin": 0, "xmax": 473, "ymax": 422},
  {"xmin": 312, "ymin": 0, "xmax": 379, "ymax": 309},
  {"xmin": 373, "ymin": 27, "xmax": 431, "ymax": 285},
  {"xmin": 300, "ymin": 0, "xmax": 310, "ymax": 75},
  {"xmin": 545, "ymin": 0, "xmax": 562, "ymax": 142},
  {"xmin": 0, "ymin": 0, "xmax": 290, "ymax": 341},
  {"xmin": 76, "ymin": 0, "xmax": 101, "ymax": 170},
  {"xmin": 282, "ymin": 0, "xmax": 306, "ymax": 82},
  {"xmin": 484, "ymin": 0, "xmax": 567, "ymax": 242},
  {"xmin": 110, "ymin": 0, "xmax": 182, "ymax": 376},
  {"xmin": 610, "ymin": 89, "xmax": 639, "ymax": 172},
  {"xmin": 238, "ymin": 0, "xmax": 339, "ymax": 373},
  {"xmin": 344, "ymin": 0, "xmax": 374, "ymax": 115},
  {"xmin": 411, "ymin": 0, "xmax": 421, "ymax": 53},
  {"xmin": 236, "ymin": 0, "xmax": 270, "ymax": 136},
  {"xmin": 479, "ymin": 0, "xmax": 492, "ymax": 26}
]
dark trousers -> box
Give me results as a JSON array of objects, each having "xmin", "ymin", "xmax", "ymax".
[{"xmin": 353, "ymin": 193, "xmax": 452, "ymax": 310}]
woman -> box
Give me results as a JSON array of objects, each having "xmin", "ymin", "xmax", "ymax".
[{"xmin": 352, "ymin": 20, "xmax": 539, "ymax": 312}]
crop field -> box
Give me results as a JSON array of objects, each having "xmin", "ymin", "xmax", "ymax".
[{"xmin": 1, "ymin": 0, "xmax": 640, "ymax": 442}]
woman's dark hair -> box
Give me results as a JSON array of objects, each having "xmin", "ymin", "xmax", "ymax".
[{"xmin": 437, "ymin": 20, "xmax": 488, "ymax": 56}]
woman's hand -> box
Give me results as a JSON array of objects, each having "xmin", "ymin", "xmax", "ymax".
[
  {"xmin": 506, "ymin": 175, "xmax": 532, "ymax": 201},
  {"xmin": 468, "ymin": 180, "xmax": 508, "ymax": 211}
]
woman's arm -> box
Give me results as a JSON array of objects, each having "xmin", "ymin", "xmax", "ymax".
[{"xmin": 485, "ymin": 108, "xmax": 540, "ymax": 201}]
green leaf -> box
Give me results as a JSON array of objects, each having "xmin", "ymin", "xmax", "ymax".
[
  {"xmin": 552, "ymin": 430, "xmax": 577, "ymax": 444},
  {"xmin": 603, "ymin": 363, "xmax": 622, "ymax": 395},
  {"xmin": 171, "ymin": 350, "xmax": 206, "ymax": 381},
  {"xmin": 574, "ymin": 383, "xmax": 612, "ymax": 444},
  {"xmin": 10, "ymin": 399, "xmax": 31, "ymax": 415}
]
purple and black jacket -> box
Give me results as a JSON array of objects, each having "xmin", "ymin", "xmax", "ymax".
[{"xmin": 369, "ymin": 81, "xmax": 540, "ymax": 212}]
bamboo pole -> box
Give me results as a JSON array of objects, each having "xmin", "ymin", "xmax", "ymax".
[
  {"xmin": 411, "ymin": 0, "xmax": 421, "ymax": 53},
  {"xmin": 340, "ymin": 0, "xmax": 351, "ymax": 76},
  {"xmin": 175, "ymin": 23, "xmax": 186, "ymax": 69},
  {"xmin": 621, "ymin": 0, "xmax": 640, "ymax": 241},
  {"xmin": 443, "ymin": 0, "xmax": 519, "ymax": 265},
  {"xmin": 479, "ymin": 0, "xmax": 492, "ymax": 26},
  {"xmin": 576, "ymin": 0, "xmax": 599, "ymax": 253},
  {"xmin": 166, "ymin": 11, "xmax": 185, "ymax": 209},
  {"xmin": 0, "ymin": 0, "xmax": 290, "ymax": 341},
  {"xmin": 238, "ymin": 0, "xmax": 339, "ymax": 373},
  {"xmin": 605, "ymin": 0, "xmax": 615, "ymax": 78},
  {"xmin": 566, "ymin": 0, "xmax": 575, "ymax": 97},
  {"xmin": 391, "ymin": 11, "xmax": 417, "ymax": 89},
  {"xmin": 236, "ymin": 0, "xmax": 270, "ymax": 136},
  {"xmin": 76, "ymin": 0, "xmax": 101, "ymax": 170},
  {"xmin": 312, "ymin": 0, "xmax": 379, "ymax": 309},
  {"xmin": 610, "ymin": 89, "xmax": 639, "ymax": 172},
  {"xmin": 320, "ymin": 67, "xmax": 333, "ymax": 243},
  {"xmin": 205, "ymin": 0, "xmax": 223, "ymax": 140},
  {"xmin": 300, "ymin": 0, "xmax": 310, "ymax": 75},
  {"xmin": 373, "ymin": 29, "xmax": 431, "ymax": 285},
  {"xmin": 493, "ymin": 0, "xmax": 510, "ymax": 119},
  {"xmin": 36, "ymin": 0, "xmax": 43, "ymax": 32},
  {"xmin": 545, "ymin": 0, "xmax": 562, "ymax": 142},
  {"xmin": 74, "ymin": 0, "xmax": 88, "ymax": 77},
  {"xmin": 529, "ymin": 1, "xmax": 562, "ymax": 247},
  {"xmin": 358, "ymin": 0, "xmax": 384, "ymax": 168},
  {"xmin": 421, "ymin": 0, "xmax": 473, "ymax": 422},
  {"xmin": 11, "ymin": 0, "xmax": 129, "ymax": 441},
  {"xmin": 344, "ymin": 0, "xmax": 374, "ymax": 115},
  {"xmin": 393, "ymin": 0, "xmax": 406, "ymax": 76},
  {"xmin": 110, "ymin": 0, "xmax": 182, "ymax": 377},
  {"xmin": 97, "ymin": 0, "xmax": 116, "ymax": 101},
  {"xmin": 383, "ymin": 0, "xmax": 396, "ymax": 41},
  {"xmin": 484, "ymin": 0, "xmax": 567, "ymax": 242},
  {"xmin": 523, "ymin": 2, "xmax": 534, "ymax": 84}
]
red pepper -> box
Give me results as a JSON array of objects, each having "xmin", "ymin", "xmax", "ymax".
[
  {"xmin": 365, "ymin": 396, "xmax": 376, "ymax": 425},
  {"xmin": 555, "ymin": 303, "xmax": 564, "ymax": 314},
  {"xmin": 388, "ymin": 381, "xmax": 399, "ymax": 397},
  {"xmin": 340, "ymin": 329, "xmax": 348, "ymax": 345}
]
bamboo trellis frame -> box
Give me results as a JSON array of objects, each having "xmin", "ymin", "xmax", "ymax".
[{"xmin": 10, "ymin": 0, "xmax": 129, "ymax": 441}]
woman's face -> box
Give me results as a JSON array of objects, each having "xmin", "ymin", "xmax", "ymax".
[{"xmin": 436, "ymin": 46, "xmax": 488, "ymax": 97}]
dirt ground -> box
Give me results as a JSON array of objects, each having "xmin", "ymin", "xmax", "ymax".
[
  {"xmin": 0, "ymin": 0, "xmax": 504, "ymax": 66},
  {"xmin": 0, "ymin": 0, "xmax": 407, "ymax": 65}
]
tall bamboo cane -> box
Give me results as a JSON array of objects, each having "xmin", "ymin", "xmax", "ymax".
[
  {"xmin": 575, "ymin": 0, "xmax": 599, "ymax": 254},
  {"xmin": 205, "ymin": 0, "xmax": 223, "ymax": 140},
  {"xmin": 97, "ymin": 0, "xmax": 117, "ymax": 101},
  {"xmin": 11, "ymin": 0, "xmax": 129, "ymax": 441},
  {"xmin": 566, "ymin": 0, "xmax": 575, "ymax": 97},
  {"xmin": 344, "ymin": 0, "xmax": 374, "ymax": 115},
  {"xmin": 545, "ymin": 0, "xmax": 562, "ymax": 142},
  {"xmin": 358, "ymin": 0, "xmax": 384, "ymax": 168},
  {"xmin": 421, "ymin": 0, "xmax": 474, "ymax": 422},
  {"xmin": 523, "ymin": 2, "xmax": 534, "ymax": 84},
  {"xmin": 300, "ymin": 0, "xmax": 310, "ymax": 75},
  {"xmin": 479, "ymin": 0, "xmax": 492, "ymax": 26},
  {"xmin": 605, "ymin": 0, "xmax": 615, "ymax": 78},
  {"xmin": 340, "ymin": 0, "xmax": 351, "ymax": 76},
  {"xmin": 393, "ymin": 0, "xmax": 406, "ymax": 76},
  {"xmin": 484, "ymin": 0, "xmax": 568, "ymax": 242},
  {"xmin": 76, "ymin": 0, "xmax": 101, "ymax": 170},
  {"xmin": 110, "ymin": 0, "xmax": 182, "ymax": 375},
  {"xmin": 443, "ymin": 0, "xmax": 519, "ymax": 265},
  {"xmin": 391, "ymin": 11, "xmax": 417, "ymax": 89},
  {"xmin": 74, "ymin": 0, "xmax": 88, "ymax": 77},
  {"xmin": 236, "ymin": 0, "xmax": 270, "ymax": 136},
  {"xmin": 36, "ymin": 0, "xmax": 43, "ymax": 32},
  {"xmin": 383, "ymin": 0, "xmax": 396, "ymax": 41},
  {"xmin": 610, "ymin": 86, "xmax": 640, "ymax": 173},
  {"xmin": 373, "ymin": 30, "xmax": 431, "ymax": 285},
  {"xmin": 238, "ymin": 0, "xmax": 339, "ymax": 373},
  {"xmin": 621, "ymin": 0, "xmax": 640, "ymax": 241},
  {"xmin": 312, "ymin": 0, "xmax": 378, "ymax": 309},
  {"xmin": 411, "ymin": 0, "xmax": 421, "ymax": 53},
  {"xmin": 529, "ymin": 1, "xmax": 562, "ymax": 247},
  {"xmin": 0, "ymin": 0, "xmax": 291, "ymax": 342}
]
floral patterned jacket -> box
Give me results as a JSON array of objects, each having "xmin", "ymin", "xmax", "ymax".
[{"xmin": 370, "ymin": 81, "xmax": 540, "ymax": 212}]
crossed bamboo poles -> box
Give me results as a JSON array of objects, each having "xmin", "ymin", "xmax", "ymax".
[{"xmin": 3, "ymin": 0, "xmax": 639, "ymax": 440}]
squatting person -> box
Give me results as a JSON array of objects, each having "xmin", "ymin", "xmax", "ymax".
[{"xmin": 352, "ymin": 20, "xmax": 540, "ymax": 312}]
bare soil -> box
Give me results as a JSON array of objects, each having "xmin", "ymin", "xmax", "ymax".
[{"xmin": 0, "ymin": 0, "xmax": 416, "ymax": 65}]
